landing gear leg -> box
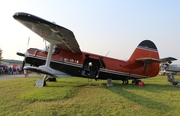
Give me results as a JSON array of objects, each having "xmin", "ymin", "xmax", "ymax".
[
  {"xmin": 43, "ymin": 75, "xmax": 48, "ymax": 86},
  {"xmin": 132, "ymin": 79, "xmax": 137, "ymax": 84},
  {"xmin": 122, "ymin": 79, "xmax": 129, "ymax": 85},
  {"xmin": 35, "ymin": 75, "xmax": 48, "ymax": 87}
]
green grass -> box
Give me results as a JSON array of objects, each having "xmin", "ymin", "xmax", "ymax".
[{"xmin": 0, "ymin": 75, "xmax": 180, "ymax": 116}]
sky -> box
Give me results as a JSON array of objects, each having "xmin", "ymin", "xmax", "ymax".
[{"xmin": 0, "ymin": 0, "xmax": 180, "ymax": 64}]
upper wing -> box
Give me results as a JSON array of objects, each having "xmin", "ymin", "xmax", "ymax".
[
  {"xmin": 13, "ymin": 12, "xmax": 81, "ymax": 53},
  {"xmin": 160, "ymin": 57, "xmax": 177, "ymax": 64},
  {"xmin": 160, "ymin": 57, "xmax": 178, "ymax": 73}
]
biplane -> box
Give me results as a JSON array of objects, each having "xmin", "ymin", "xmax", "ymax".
[
  {"xmin": 13, "ymin": 12, "xmax": 177, "ymax": 86},
  {"xmin": 160, "ymin": 59, "xmax": 180, "ymax": 86}
]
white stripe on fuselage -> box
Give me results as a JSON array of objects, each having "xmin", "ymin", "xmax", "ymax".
[{"xmin": 26, "ymin": 52, "xmax": 149, "ymax": 79}]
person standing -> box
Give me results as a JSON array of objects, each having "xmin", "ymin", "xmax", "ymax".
[{"xmin": 24, "ymin": 69, "xmax": 28, "ymax": 77}]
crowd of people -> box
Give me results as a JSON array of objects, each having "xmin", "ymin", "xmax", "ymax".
[{"xmin": 0, "ymin": 66, "xmax": 23, "ymax": 75}]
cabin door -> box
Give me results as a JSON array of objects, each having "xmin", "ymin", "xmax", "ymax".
[{"xmin": 81, "ymin": 57, "xmax": 106, "ymax": 78}]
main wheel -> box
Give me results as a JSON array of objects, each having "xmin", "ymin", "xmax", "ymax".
[{"xmin": 135, "ymin": 80, "xmax": 141, "ymax": 85}]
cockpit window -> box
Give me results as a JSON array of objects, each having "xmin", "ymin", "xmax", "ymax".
[
  {"xmin": 52, "ymin": 46, "xmax": 60, "ymax": 55},
  {"xmin": 42, "ymin": 46, "xmax": 49, "ymax": 54},
  {"xmin": 42, "ymin": 45, "xmax": 60, "ymax": 55}
]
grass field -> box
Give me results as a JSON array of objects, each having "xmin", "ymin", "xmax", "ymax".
[{"xmin": 0, "ymin": 75, "xmax": 180, "ymax": 116}]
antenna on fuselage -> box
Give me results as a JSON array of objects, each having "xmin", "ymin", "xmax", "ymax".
[
  {"xmin": 27, "ymin": 37, "xmax": 30, "ymax": 50},
  {"xmin": 44, "ymin": 39, "xmax": 47, "ymax": 47},
  {"xmin": 105, "ymin": 51, "xmax": 110, "ymax": 56}
]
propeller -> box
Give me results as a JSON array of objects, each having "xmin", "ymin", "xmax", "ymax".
[
  {"xmin": 16, "ymin": 52, "xmax": 26, "ymax": 68},
  {"xmin": 16, "ymin": 37, "xmax": 30, "ymax": 69},
  {"xmin": 22, "ymin": 60, "xmax": 26, "ymax": 69},
  {"xmin": 16, "ymin": 52, "xmax": 25, "ymax": 57}
]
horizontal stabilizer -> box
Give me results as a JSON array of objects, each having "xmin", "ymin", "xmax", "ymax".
[
  {"xmin": 24, "ymin": 66, "xmax": 70, "ymax": 77},
  {"xmin": 136, "ymin": 57, "xmax": 161, "ymax": 64},
  {"xmin": 136, "ymin": 57, "xmax": 161, "ymax": 72}
]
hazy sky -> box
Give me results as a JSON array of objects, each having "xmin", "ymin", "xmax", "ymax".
[{"xmin": 0, "ymin": 0, "xmax": 180, "ymax": 64}]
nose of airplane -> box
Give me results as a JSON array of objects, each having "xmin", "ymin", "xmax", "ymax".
[{"xmin": 16, "ymin": 52, "xmax": 26, "ymax": 69}]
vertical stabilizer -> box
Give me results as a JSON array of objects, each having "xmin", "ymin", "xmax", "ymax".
[
  {"xmin": 128, "ymin": 40, "xmax": 159, "ymax": 62},
  {"xmin": 128, "ymin": 40, "xmax": 160, "ymax": 77}
]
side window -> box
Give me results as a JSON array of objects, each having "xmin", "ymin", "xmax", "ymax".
[
  {"xmin": 64, "ymin": 58, "xmax": 68, "ymax": 62},
  {"xmin": 75, "ymin": 60, "xmax": 79, "ymax": 63},
  {"xmin": 52, "ymin": 47, "xmax": 60, "ymax": 55},
  {"xmin": 42, "ymin": 46, "xmax": 49, "ymax": 54},
  {"xmin": 59, "ymin": 57, "xmax": 63, "ymax": 61},
  {"xmin": 69, "ymin": 59, "xmax": 74, "ymax": 62}
]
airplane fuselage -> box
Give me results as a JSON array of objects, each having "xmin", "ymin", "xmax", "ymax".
[{"xmin": 25, "ymin": 46, "xmax": 159, "ymax": 81}]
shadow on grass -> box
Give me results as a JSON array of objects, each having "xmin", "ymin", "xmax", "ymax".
[
  {"xmin": 102, "ymin": 82, "xmax": 174, "ymax": 111},
  {"xmin": 112, "ymin": 88, "xmax": 172, "ymax": 111},
  {"xmin": 45, "ymin": 77, "xmax": 101, "ymax": 88},
  {"xmin": 46, "ymin": 78, "xmax": 180, "ymax": 92},
  {"xmin": 35, "ymin": 77, "xmax": 177, "ymax": 112},
  {"xmin": 108, "ymin": 81, "xmax": 180, "ymax": 92},
  {"xmin": 141, "ymin": 84, "xmax": 180, "ymax": 93}
]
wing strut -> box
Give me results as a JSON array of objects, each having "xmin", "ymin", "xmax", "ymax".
[
  {"xmin": 24, "ymin": 41, "xmax": 70, "ymax": 77},
  {"xmin": 38, "ymin": 42, "xmax": 58, "ymax": 73},
  {"xmin": 143, "ymin": 63, "xmax": 148, "ymax": 72},
  {"xmin": 42, "ymin": 42, "xmax": 55, "ymax": 68}
]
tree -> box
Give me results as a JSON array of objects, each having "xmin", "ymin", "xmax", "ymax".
[{"xmin": 0, "ymin": 48, "xmax": 2, "ymax": 64}]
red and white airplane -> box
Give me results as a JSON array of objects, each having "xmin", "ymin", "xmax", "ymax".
[{"xmin": 13, "ymin": 12, "xmax": 177, "ymax": 86}]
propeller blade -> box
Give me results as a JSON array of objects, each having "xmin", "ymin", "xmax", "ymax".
[
  {"xmin": 22, "ymin": 60, "xmax": 25, "ymax": 68},
  {"xmin": 17, "ymin": 52, "xmax": 25, "ymax": 57},
  {"xmin": 27, "ymin": 37, "xmax": 30, "ymax": 50}
]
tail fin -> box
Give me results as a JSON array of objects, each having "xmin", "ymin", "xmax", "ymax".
[
  {"xmin": 128, "ymin": 40, "xmax": 159, "ymax": 62},
  {"xmin": 128, "ymin": 40, "xmax": 160, "ymax": 77}
]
